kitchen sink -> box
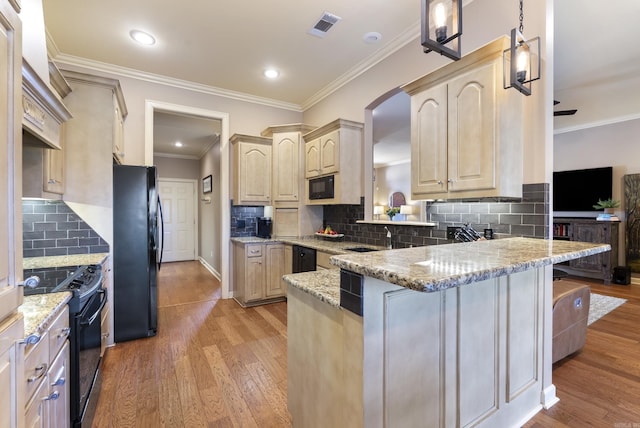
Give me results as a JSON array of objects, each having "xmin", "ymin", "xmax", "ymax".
[{"xmin": 345, "ymin": 247, "xmax": 378, "ymax": 253}]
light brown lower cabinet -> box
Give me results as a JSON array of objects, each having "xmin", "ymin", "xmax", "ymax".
[
  {"xmin": 24, "ymin": 306, "xmax": 70, "ymax": 428},
  {"xmin": 233, "ymin": 241, "xmax": 287, "ymax": 307}
]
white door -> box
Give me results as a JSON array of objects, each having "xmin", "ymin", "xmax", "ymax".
[{"xmin": 158, "ymin": 179, "xmax": 196, "ymax": 262}]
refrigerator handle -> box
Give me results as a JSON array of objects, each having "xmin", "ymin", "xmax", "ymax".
[{"xmin": 157, "ymin": 196, "xmax": 164, "ymax": 270}]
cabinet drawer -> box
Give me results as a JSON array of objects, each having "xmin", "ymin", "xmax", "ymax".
[
  {"xmin": 25, "ymin": 370, "xmax": 49, "ymax": 428},
  {"xmin": 25, "ymin": 331, "xmax": 50, "ymax": 402},
  {"xmin": 48, "ymin": 305, "xmax": 70, "ymax": 361},
  {"xmin": 246, "ymin": 244, "xmax": 263, "ymax": 258}
]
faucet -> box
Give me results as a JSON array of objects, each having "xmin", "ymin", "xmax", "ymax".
[{"xmin": 384, "ymin": 226, "xmax": 392, "ymax": 249}]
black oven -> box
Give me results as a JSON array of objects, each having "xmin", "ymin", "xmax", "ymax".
[
  {"xmin": 23, "ymin": 264, "xmax": 106, "ymax": 427},
  {"xmin": 72, "ymin": 286, "xmax": 107, "ymax": 427},
  {"xmin": 309, "ymin": 175, "xmax": 334, "ymax": 200}
]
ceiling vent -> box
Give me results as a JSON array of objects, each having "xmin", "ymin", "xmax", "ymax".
[{"xmin": 308, "ymin": 12, "xmax": 342, "ymax": 38}]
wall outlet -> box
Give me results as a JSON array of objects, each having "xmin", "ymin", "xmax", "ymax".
[{"xmin": 447, "ymin": 226, "xmax": 461, "ymax": 240}]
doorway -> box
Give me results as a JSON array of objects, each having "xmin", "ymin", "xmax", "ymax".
[{"xmin": 144, "ymin": 100, "xmax": 232, "ymax": 298}]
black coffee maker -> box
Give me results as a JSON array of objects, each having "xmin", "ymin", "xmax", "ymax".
[{"xmin": 256, "ymin": 217, "xmax": 272, "ymax": 238}]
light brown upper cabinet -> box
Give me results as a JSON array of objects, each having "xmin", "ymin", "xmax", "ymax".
[
  {"xmin": 304, "ymin": 129, "xmax": 339, "ymax": 179},
  {"xmin": 303, "ymin": 119, "xmax": 363, "ymax": 205},
  {"xmin": 231, "ymin": 134, "xmax": 272, "ymax": 206},
  {"xmin": 402, "ymin": 36, "xmax": 523, "ymax": 201}
]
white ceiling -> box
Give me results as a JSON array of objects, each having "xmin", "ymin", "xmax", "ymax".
[{"xmin": 42, "ymin": 0, "xmax": 640, "ymax": 162}]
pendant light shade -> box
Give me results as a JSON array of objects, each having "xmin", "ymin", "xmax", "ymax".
[
  {"xmin": 421, "ymin": 0, "xmax": 462, "ymax": 61},
  {"xmin": 503, "ymin": 1, "xmax": 540, "ymax": 95}
]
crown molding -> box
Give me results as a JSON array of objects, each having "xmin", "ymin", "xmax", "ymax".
[
  {"xmin": 52, "ymin": 53, "xmax": 303, "ymax": 112},
  {"xmin": 301, "ymin": 20, "xmax": 421, "ymax": 111},
  {"xmin": 554, "ymin": 113, "xmax": 640, "ymax": 135},
  {"xmin": 153, "ymin": 152, "xmax": 202, "ymax": 160}
]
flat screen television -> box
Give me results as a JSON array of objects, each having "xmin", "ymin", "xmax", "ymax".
[{"xmin": 553, "ymin": 166, "xmax": 613, "ymax": 213}]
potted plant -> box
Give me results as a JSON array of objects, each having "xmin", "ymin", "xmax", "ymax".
[
  {"xmin": 386, "ymin": 206, "xmax": 400, "ymax": 220},
  {"xmin": 593, "ymin": 198, "xmax": 620, "ymax": 214}
]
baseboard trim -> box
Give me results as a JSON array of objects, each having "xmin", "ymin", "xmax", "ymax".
[
  {"xmin": 199, "ymin": 257, "xmax": 222, "ymax": 282},
  {"xmin": 541, "ymin": 384, "xmax": 560, "ymax": 409}
]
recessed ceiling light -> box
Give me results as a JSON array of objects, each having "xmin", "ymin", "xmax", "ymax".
[
  {"xmin": 174, "ymin": 141, "xmax": 183, "ymax": 147},
  {"xmin": 130, "ymin": 30, "xmax": 156, "ymax": 46},
  {"xmin": 363, "ymin": 32, "xmax": 382, "ymax": 44},
  {"xmin": 264, "ymin": 69, "xmax": 279, "ymax": 79}
]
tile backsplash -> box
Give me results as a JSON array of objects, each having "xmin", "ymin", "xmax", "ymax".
[
  {"xmin": 230, "ymin": 204, "xmax": 265, "ymax": 237},
  {"xmin": 323, "ymin": 184, "xmax": 549, "ymax": 248},
  {"xmin": 22, "ymin": 199, "xmax": 109, "ymax": 258}
]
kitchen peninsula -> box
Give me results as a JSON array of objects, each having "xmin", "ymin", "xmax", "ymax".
[{"xmin": 284, "ymin": 237, "xmax": 610, "ymax": 428}]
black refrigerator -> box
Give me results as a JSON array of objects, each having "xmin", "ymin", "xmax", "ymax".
[{"xmin": 113, "ymin": 165, "xmax": 162, "ymax": 342}]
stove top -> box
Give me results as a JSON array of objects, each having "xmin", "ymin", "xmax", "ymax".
[{"xmin": 24, "ymin": 264, "xmax": 103, "ymax": 302}]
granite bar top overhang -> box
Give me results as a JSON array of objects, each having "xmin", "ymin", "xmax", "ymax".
[
  {"xmin": 231, "ymin": 236, "xmax": 384, "ymax": 255},
  {"xmin": 330, "ymin": 237, "xmax": 610, "ymax": 293}
]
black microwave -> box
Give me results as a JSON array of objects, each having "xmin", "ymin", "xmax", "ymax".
[{"xmin": 309, "ymin": 175, "xmax": 334, "ymax": 200}]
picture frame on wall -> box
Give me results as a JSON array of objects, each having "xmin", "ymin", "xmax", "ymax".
[{"xmin": 202, "ymin": 175, "xmax": 212, "ymax": 194}]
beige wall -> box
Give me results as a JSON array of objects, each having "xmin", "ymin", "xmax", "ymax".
[
  {"xmin": 153, "ymin": 156, "xmax": 200, "ymax": 180},
  {"xmin": 199, "ymin": 142, "xmax": 222, "ymax": 274}
]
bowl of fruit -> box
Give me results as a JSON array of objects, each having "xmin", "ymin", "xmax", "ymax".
[{"xmin": 315, "ymin": 226, "xmax": 344, "ymax": 239}]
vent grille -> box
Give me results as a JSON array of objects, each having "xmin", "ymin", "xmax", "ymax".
[{"xmin": 308, "ymin": 12, "xmax": 342, "ymax": 38}]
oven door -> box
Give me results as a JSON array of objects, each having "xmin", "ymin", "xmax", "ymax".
[{"xmin": 77, "ymin": 288, "xmax": 107, "ymax": 424}]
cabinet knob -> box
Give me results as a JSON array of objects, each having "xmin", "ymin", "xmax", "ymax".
[
  {"xmin": 48, "ymin": 179, "xmax": 57, "ymax": 184},
  {"xmin": 51, "ymin": 377, "xmax": 65, "ymax": 387},
  {"xmin": 27, "ymin": 363, "xmax": 48, "ymax": 383},
  {"xmin": 18, "ymin": 275, "xmax": 40, "ymax": 288},
  {"xmin": 19, "ymin": 334, "xmax": 41, "ymax": 345},
  {"xmin": 57, "ymin": 327, "xmax": 71, "ymax": 339},
  {"xmin": 44, "ymin": 391, "xmax": 60, "ymax": 401},
  {"xmin": 437, "ymin": 180, "xmax": 443, "ymax": 185},
  {"xmin": 448, "ymin": 178, "xmax": 454, "ymax": 183}
]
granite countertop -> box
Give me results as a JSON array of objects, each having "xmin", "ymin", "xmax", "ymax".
[
  {"xmin": 283, "ymin": 237, "xmax": 611, "ymax": 307},
  {"xmin": 231, "ymin": 236, "xmax": 384, "ymax": 255},
  {"xmin": 330, "ymin": 237, "xmax": 610, "ymax": 292},
  {"xmin": 284, "ymin": 269, "xmax": 341, "ymax": 308},
  {"xmin": 23, "ymin": 252, "xmax": 110, "ymax": 270},
  {"xmin": 19, "ymin": 292, "xmax": 72, "ymax": 338}
]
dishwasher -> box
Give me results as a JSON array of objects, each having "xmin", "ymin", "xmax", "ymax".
[{"xmin": 292, "ymin": 245, "xmax": 317, "ymax": 273}]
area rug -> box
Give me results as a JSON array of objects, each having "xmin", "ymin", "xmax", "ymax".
[{"xmin": 588, "ymin": 293, "xmax": 627, "ymax": 325}]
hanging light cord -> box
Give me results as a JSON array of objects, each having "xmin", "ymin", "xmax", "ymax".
[{"xmin": 519, "ymin": 0, "xmax": 524, "ymax": 33}]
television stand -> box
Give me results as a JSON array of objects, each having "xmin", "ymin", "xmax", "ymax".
[{"xmin": 553, "ymin": 217, "xmax": 619, "ymax": 284}]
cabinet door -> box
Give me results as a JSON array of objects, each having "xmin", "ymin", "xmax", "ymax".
[
  {"xmin": 319, "ymin": 130, "xmax": 339, "ymax": 175},
  {"xmin": 245, "ymin": 255, "xmax": 265, "ymax": 302},
  {"xmin": 239, "ymin": 142, "xmax": 272, "ymax": 203},
  {"xmin": 571, "ymin": 222, "xmax": 605, "ymax": 271},
  {"xmin": 411, "ymin": 83, "xmax": 448, "ymax": 197},
  {"xmin": 273, "ymin": 132, "xmax": 299, "ymax": 201},
  {"xmin": 0, "ymin": 316, "xmax": 24, "ymax": 428},
  {"xmin": 305, "ymin": 139, "xmax": 321, "ymax": 178},
  {"xmin": 0, "ymin": 0, "xmax": 22, "ymax": 322},
  {"xmin": 447, "ymin": 62, "xmax": 496, "ymax": 193},
  {"xmin": 265, "ymin": 244, "xmax": 285, "ymax": 298},
  {"xmin": 25, "ymin": 377, "xmax": 48, "ymax": 428},
  {"xmin": 48, "ymin": 341, "xmax": 70, "ymax": 428}
]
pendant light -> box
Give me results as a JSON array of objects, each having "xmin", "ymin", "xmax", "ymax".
[
  {"xmin": 503, "ymin": 0, "xmax": 540, "ymax": 95},
  {"xmin": 421, "ymin": 0, "xmax": 462, "ymax": 61}
]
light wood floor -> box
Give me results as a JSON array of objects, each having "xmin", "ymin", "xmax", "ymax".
[
  {"xmin": 93, "ymin": 262, "xmax": 640, "ymax": 427},
  {"xmin": 93, "ymin": 261, "xmax": 291, "ymax": 427},
  {"xmin": 525, "ymin": 276, "xmax": 640, "ymax": 427}
]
